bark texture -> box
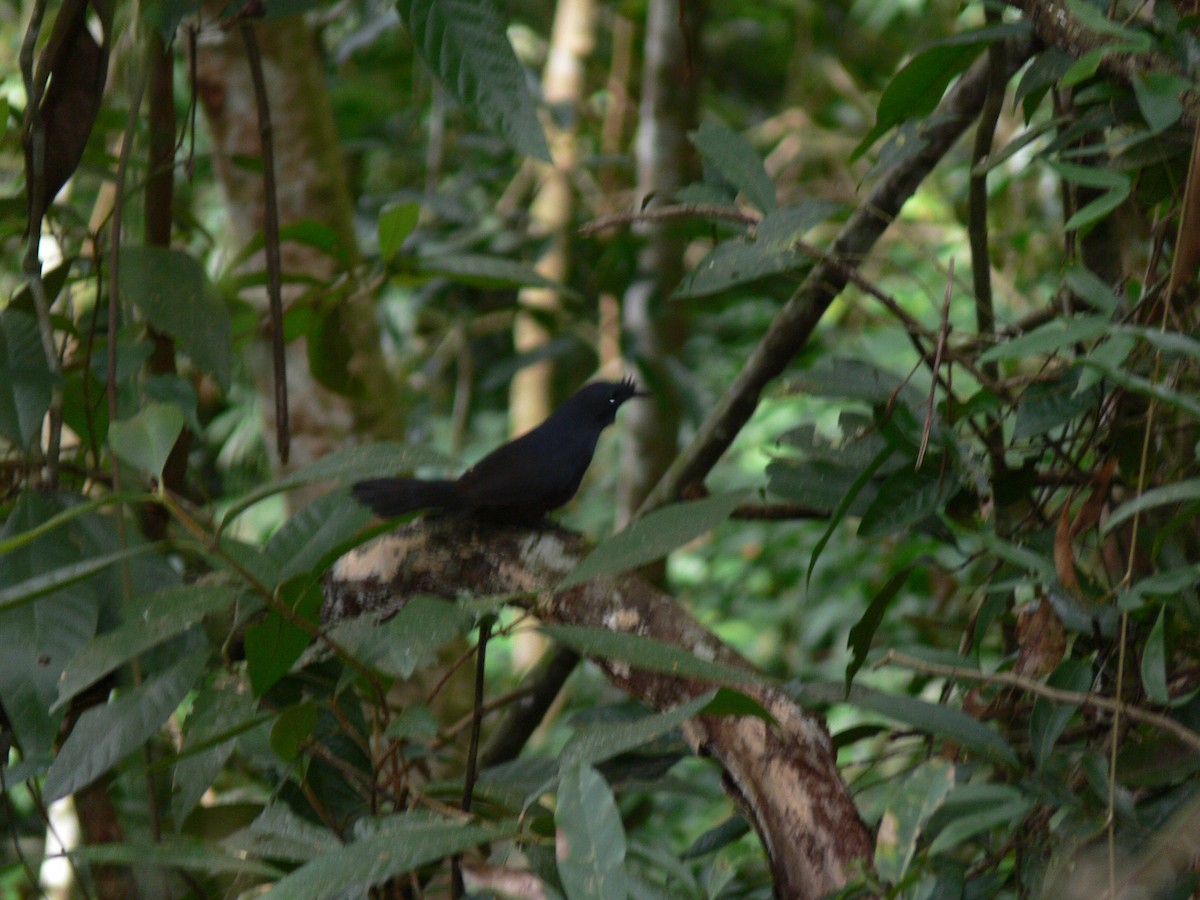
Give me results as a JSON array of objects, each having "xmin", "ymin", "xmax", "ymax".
[{"xmin": 325, "ymin": 520, "xmax": 874, "ymax": 898}]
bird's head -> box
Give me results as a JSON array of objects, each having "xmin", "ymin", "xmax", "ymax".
[{"xmin": 565, "ymin": 377, "xmax": 649, "ymax": 427}]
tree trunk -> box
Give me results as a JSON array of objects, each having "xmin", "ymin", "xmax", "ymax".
[
  {"xmin": 617, "ymin": 0, "xmax": 701, "ymax": 533},
  {"xmin": 510, "ymin": 0, "xmax": 595, "ymax": 435},
  {"xmin": 325, "ymin": 519, "xmax": 875, "ymax": 898},
  {"xmin": 195, "ymin": 15, "xmax": 403, "ymax": 491}
]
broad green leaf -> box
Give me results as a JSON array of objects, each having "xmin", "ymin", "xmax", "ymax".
[
  {"xmin": 1133, "ymin": 72, "xmax": 1187, "ymax": 133},
  {"xmin": 43, "ymin": 652, "xmax": 206, "ymax": 802},
  {"xmin": 223, "ymin": 804, "xmax": 339, "ymax": 864},
  {"xmin": 928, "ymin": 796, "xmax": 1032, "ymax": 855},
  {"xmin": 846, "ymin": 568, "xmax": 912, "ymax": 691},
  {"xmin": 0, "ymin": 493, "xmax": 148, "ymax": 557},
  {"xmin": 1049, "ymin": 159, "xmax": 1130, "ymax": 191},
  {"xmin": 220, "ymin": 442, "xmax": 448, "ymax": 527},
  {"xmin": 108, "ymin": 402, "xmax": 185, "ymax": 481},
  {"xmin": 270, "ymin": 703, "xmax": 318, "ymax": 762},
  {"xmin": 414, "ymin": 253, "xmax": 582, "ymax": 299},
  {"xmin": 263, "ymin": 816, "xmax": 515, "ymax": 900},
  {"xmin": 688, "ymin": 120, "xmax": 776, "ymax": 212},
  {"xmin": 875, "ymin": 759, "xmax": 956, "ymax": 883},
  {"xmin": 1141, "ymin": 606, "xmax": 1169, "ymax": 705},
  {"xmin": 561, "ymin": 492, "xmax": 747, "ymax": 589},
  {"xmin": 395, "ymin": 0, "xmax": 549, "ymax": 161},
  {"xmin": 542, "ymin": 625, "xmax": 764, "ymax": 688},
  {"xmin": 556, "ymin": 763, "xmax": 628, "ymax": 900},
  {"xmin": 681, "ymin": 815, "xmax": 750, "ymax": 860},
  {"xmin": 0, "ymin": 544, "xmax": 156, "ymax": 615},
  {"xmin": 673, "ymin": 201, "xmax": 839, "ymax": 298},
  {"xmin": 119, "ymin": 245, "xmax": 233, "ymax": 390},
  {"xmin": 1076, "ymin": 332, "xmax": 1135, "ymax": 394},
  {"xmin": 327, "ymin": 596, "xmax": 473, "ymax": 680},
  {"xmin": 560, "ymin": 691, "xmax": 716, "ymax": 771},
  {"xmin": 244, "ymin": 579, "xmax": 322, "ymax": 697},
  {"xmin": 978, "ymin": 315, "xmax": 1110, "ymax": 363},
  {"xmin": 1064, "ymin": 182, "xmax": 1131, "ymax": 231},
  {"xmin": 0, "ymin": 309, "xmax": 54, "ymax": 447},
  {"xmin": 858, "ymin": 468, "xmax": 960, "ymax": 537},
  {"xmin": 264, "ymin": 489, "xmax": 371, "ymax": 583},
  {"xmin": 796, "ymin": 681, "xmax": 1018, "ymax": 766},
  {"xmin": 1122, "ymin": 325, "xmax": 1200, "ymax": 360},
  {"xmin": 673, "ymin": 238, "xmax": 802, "ymax": 299},
  {"xmin": 69, "ymin": 836, "xmax": 281, "ymax": 878},
  {"xmin": 378, "ymin": 202, "xmax": 420, "ymax": 260},
  {"xmin": 1030, "ymin": 657, "xmax": 1093, "ymax": 768},
  {"xmin": 1013, "ymin": 371, "xmax": 1098, "ymax": 440},
  {"xmin": 1079, "ymin": 359, "xmax": 1200, "ymax": 419},
  {"xmin": 969, "ymin": 530, "xmax": 1056, "ymax": 581},
  {"xmin": 808, "ymin": 445, "xmax": 893, "ymax": 585},
  {"xmin": 56, "ymin": 584, "xmax": 238, "ymax": 710},
  {"xmin": 786, "ymin": 358, "xmax": 923, "ymax": 407},
  {"xmin": 173, "ymin": 685, "xmax": 260, "ymax": 827},
  {"xmin": 852, "ymin": 42, "xmax": 985, "ymax": 159}
]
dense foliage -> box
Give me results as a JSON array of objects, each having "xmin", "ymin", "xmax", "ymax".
[{"xmin": 3, "ymin": 0, "xmax": 1200, "ymax": 897}]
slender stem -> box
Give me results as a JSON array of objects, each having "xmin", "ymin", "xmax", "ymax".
[
  {"xmin": 452, "ymin": 617, "xmax": 493, "ymax": 899},
  {"xmin": 877, "ymin": 651, "xmax": 1200, "ymax": 755},
  {"xmin": 240, "ymin": 21, "xmax": 290, "ymax": 465}
]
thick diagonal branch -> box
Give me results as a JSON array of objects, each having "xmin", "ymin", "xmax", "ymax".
[
  {"xmin": 325, "ymin": 521, "xmax": 873, "ymax": 899},
  {"xmin": 636, "ymin": 35, "xmax": 1037, "ymax": 515}
]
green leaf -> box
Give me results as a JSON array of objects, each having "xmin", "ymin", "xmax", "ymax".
[
  {"xmin": 561, "ymin": 492, "xmax": 747, "ymax": 589},
  {"xmin": 688, "ymin": 120, "xmax": 776, "ymax": 213},
  {"xmin": 1030, "ymin": 657, "xmax": 1093, "ymax": 768},
  {"xmin": 69, "ymin": 836, "xmax": 281, "ymax": 879},
  {"xmin": 223, "ymin": 804, "xmax": 339, "ymax": 864},
  {"xmin": 327, "ymin": 596, "xmax": 473, "ymax": 679},
  {"xmin": 796, "ymin": 681, "xmax": 1018, "ymax": 766},
  {"xmin": 119, "ymin": 245, "xmax": 233, "ymax": 390},
  {"xmin": 1103, "ymin": 479, "xmax": 1200, "ymax": 536},
  {"xmin": 846, "ymin": 568, "xmax": 912, "ymax": 691},
  {"xmin": 1133, "ymin": 72, "xmax": 1187, "ymax": 133},
  {"xmin": 556, "ymin": 763, "xmax": 628, "ymax": 900},
  {"xmin": 220, "ymin": 442, "xmax": 449, "ymax": 528},
  {"xmin": 808, "ymin": 444, "xmax": 893, "ymax": 585},
  {"xmin": 1078, "ymin": 358, "xmax": 1200, "ymax": 418},
  {"xmin": 1064, "ymin": 182, "xmax": 1131, "ymax": 231},
  {"xmin": 560, "ymin": 691, "xmax": 716, "ymax": 771},
  {"xmin": 681, "ymin": 815, "xmax": 750, "ymax": 860},
  {"xmin": 395, "ymin": 0, "xmax": 549, "ymax": 161},
  {"xmin": 56, "ymin": 584, "xmax": 238, "ymax": 711},
  {"xmin": 1013, "ymin": 370, "xmax": 1099, "ymax": 440},
  {"xmin": 978, "ymin": 315, "xmax": 1111, "ymax": 363},
  {"xmin": 44, "ymin": 652, "xmax": 206, "ymax": 802},
  {"xmin": 858, "ymin": 468, "xmax": 960, "ymax": 537},
  {"xmin": 264, "ymin": 489, "xmax": 371, "ymax": 584},
  {"xmin": 0, "ymin": 309, "xmax": 54, "ymax": 447},
  {"xmin": 173, "ymin": 685, "xmax": 260, "ymax": 827},
  {"xmin": 0, "ymin": 544, "xmax": 157, "ymax": 615},
  {"xmin": 852, "ymin": 42, "xmax": 985, "ymax": 159},
  {"xmin": 542, "ymin": 625, "xmax": 764, "ymax": 688},
  {"xmin": 928, "ymin": 796, "xmax": 1032, "ymax": 855},
  {"xmin": 270, "ymin": 703, "xmax": 318, "ymax": 762},
  {"xmin": 673, "ymin": 201, "xmax": 838, "ymax": 298},
  {"xmin": 413, "ymin": 253, "xmax": 581, "ymax": 299},
  {"xmin": 264, "ymin": 815, "xmax": 516, "ymax": 900},
  {"xmin": 786, "ymin": 358, "xmax": 922, "ymax": 407},
  {"xmin": 244, "ymin": 579, "xmax": 322, "ymax": 697},
  {"xmin": 379, "ymin": 203, "xmax": 420, "ymax": 260},
  {"xmin": 874, "ymin": 759, "xmax": 956, "ymax": 883},
  {"xmin": 1141, "ymin": 606, "xmax": 1169, "ymax": 705},
  {"xmin": 108, "ymin": 402, "xmax": 185, "ymax": 480}
]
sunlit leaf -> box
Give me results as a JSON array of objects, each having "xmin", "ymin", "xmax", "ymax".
[
  {"xmin": 561, "ymin": 492, "xmax": 747, "ymax": 589},
  {"xmin": 556, "ymin": 763, "xmax": 628, "ymax": 900},
  {"xmin": 396, "ymin": 0, "xmax": 549, "ymax": 161}
]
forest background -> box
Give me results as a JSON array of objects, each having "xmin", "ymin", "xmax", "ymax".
[{"xmin": 3, "ymin": 0, "xmax": 1200, "ymax": 896}]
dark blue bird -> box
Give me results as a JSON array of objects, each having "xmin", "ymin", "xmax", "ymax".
[{"xmin": 352, "ymin": 378, "xmax": 646, "ymax": 524}]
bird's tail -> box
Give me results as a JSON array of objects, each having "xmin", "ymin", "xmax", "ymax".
[{"xmin": 351, "ymin": 478, "xmax": 461, "ymax": 517}]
